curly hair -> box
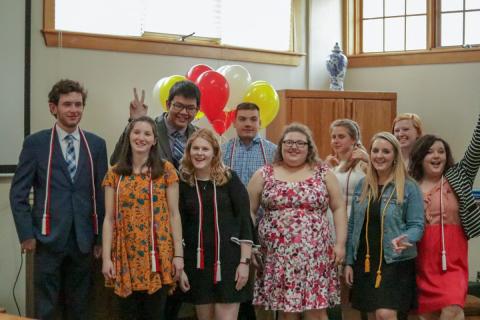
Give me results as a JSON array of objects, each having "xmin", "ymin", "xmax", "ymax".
[
  {"xmin": 48, "ymin": 79, "xmax": 87, "ymax": 106},
  {"xmin": 113, "ymin": 116, "xmax": 165, "ymax": 179},
  {"xmin": 273, "ymin": 122, "xmax": 321, "ymax": 167},
  {"xmin": 179, "ymin": 128, "xmax": 231, "ymax": 186},
  {"xmin": 408, "ymin": 134, "xmax": 454, "ymax": 181}
]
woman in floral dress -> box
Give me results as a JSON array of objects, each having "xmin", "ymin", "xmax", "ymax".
[
  {"xmin": 102, "ymin": 116, "xmax": 184, "ymax": 320},
  {"xmin": 248, "ymin": 123, "xmax": 347, "ymax": 320}
]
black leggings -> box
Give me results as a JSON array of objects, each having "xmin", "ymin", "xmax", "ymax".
[{"xmin": 117, "ymin": 287, "xmax": 168, "ymax": 320}]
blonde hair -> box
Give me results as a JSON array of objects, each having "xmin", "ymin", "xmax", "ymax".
[
  {"xmin": 179, "ymin": 128, "xmax": 231, "ymax": 186},
  {"xmin": 360, "ymin": 132, "xmax": 407, "ymax": 204},
  {"xmin": 392, "ymin": 113, "xmax": 423, "ymax": 137}
]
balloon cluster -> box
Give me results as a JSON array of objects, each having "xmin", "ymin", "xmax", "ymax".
[{"xmin": 152, "ymin": 64, "xmax": 279, "ymax": 135}]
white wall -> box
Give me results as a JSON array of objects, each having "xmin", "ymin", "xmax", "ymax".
[{"xmin": 0, "ymin": 0, "xmax": 308, "ymax": 314}]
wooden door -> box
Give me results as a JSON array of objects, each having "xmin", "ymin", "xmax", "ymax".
[
  {"xmin": 290, "ymin": 98, "xmax": 349, "ymax": 159},
  {"xmin": 350, "ymin": 99, "xmax": 396, "ymax": 151}
]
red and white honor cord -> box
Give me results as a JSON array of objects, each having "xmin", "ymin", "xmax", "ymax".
[
  {"xmin": 195, "ymin": 177, "xmax": 222, "ymax": 283},
  {"xmin": 41, "ymin": 125, "xmax": 97, "ymax": 235}
]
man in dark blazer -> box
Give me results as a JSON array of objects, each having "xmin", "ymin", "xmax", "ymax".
[
  {"xmin": 110, "ymin": 80, "xmax": 200, "ymax": 320},
  {"xmin": 10, "ymin": 79, "xmax": 108, "ymax": 320},
  {"xmin": 110, "ymin": 80, "xmax": 200, "ymax": 169}
]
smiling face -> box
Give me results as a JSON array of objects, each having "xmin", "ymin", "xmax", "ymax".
[
  {"xmin": 422, "ymin": 140, "xmax": 447, "ymax": 180},
  {"xmin": 189, "ymin": 137, "xmax": 214, "ymax": 173},
  {"xmin": 331, "ymin": 125, "xmax": 356, "ymax": 156},
  {"xmin": 281, "ymin": 131, "xmax": 309, "ymax": 167},
  {"xmin": 166, "ymin": 95, "xmax": 199, "ymax": 130},
  {"xmin": 129, "ymin": 120, "xmax": 156, "ymax": 155},
  {"xmin": 371, "ymin": 138, "xmax": 396, "ymax": 177},
  {"xmin": 393, "ymin": 119, "xmax": 420, "ymax": 151},
  {"xmin": 49, "ymin": 92, "xmax": 84, "ymax": 133}
]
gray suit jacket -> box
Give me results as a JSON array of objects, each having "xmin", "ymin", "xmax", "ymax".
[
  {"xmin": 110, "ymin": 114, "xmax": 197, "ymax": 165},
  {"xmin": 10, "ymin": 129, "xmax": 108, "ymax": 253}
]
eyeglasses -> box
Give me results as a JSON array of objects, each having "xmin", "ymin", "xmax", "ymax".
[
  {"xmin": 171, "ymin": 102, "xmax": 199, "ymax": 113},
  {"xmin": 282, "ymin": 140, "xmax": 308, "ymax": 148}
]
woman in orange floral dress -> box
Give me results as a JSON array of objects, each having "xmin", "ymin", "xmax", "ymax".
[{"xmin": 102, "ymin": 116, "xmax": 184, "ymax": 320}]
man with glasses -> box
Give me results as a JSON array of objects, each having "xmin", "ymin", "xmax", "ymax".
[
  {"xmin": 110, "ymin": 80, "xmax": 200, "ymax": 169},
  {"xmin": 110, "ymin": 80, "xmax": 200, "ymax": 320}
]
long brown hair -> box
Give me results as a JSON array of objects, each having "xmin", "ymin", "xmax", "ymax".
[
  {"xmin": 273, "ymin": 122, "xmax": 321, "ymax": 167},
  {"xmin": 113, "ymin": 116, "xmax": 165, "ymax": 179},
  {"xmin": 360, "ymin": 132, "xmax": 407, "ymax": 204},
  {"xmin": 179, "ymin": 128, "xmax": 231, "ymax": 186}
]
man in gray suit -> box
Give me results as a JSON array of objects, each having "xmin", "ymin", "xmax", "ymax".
[
  {"xmin": 10, "ymin": 79, "xmax": 108, "ymax": 320},
  {"xmin": 110, "ymin": 80, "xmax": 200, "ymax": 169}
]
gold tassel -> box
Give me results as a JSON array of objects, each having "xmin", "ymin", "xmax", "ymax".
[
  {"xmin": 364, "ymin": 254, "xmax": 370, "ymax": 273},
  {"xmin": 375, "ymin": 271, "xmax": 382, "ymax": 288}
]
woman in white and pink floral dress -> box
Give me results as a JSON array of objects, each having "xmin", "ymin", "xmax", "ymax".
[{"xmin": 248, "ymin": 123, "xmax": 348, "ymax": 320}]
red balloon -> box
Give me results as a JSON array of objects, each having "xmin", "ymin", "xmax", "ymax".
[
  {"xmin": 210, "ymin": 111, "xmax": 235, "ymax": 135},
  {"xmin": 195, "ymin": 70, "xmax": 229, "ymax": 121},
  {"xmin": 186, "ymin": 64, "xmax": 212, "ymax": 83}
]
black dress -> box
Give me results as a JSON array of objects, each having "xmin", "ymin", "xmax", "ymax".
[
  {"xmin": 351, "ymin": 189, "xmax": 416, "ymax": 313},
  {"xmin": 179, "ymin": 171, "xmax": 254, "ymax": 304}
]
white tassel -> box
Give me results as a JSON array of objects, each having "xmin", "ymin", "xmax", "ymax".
[
  {"xmin": 41, "ymin": 215, "xmax": 48, "ymax": 235},
  {"xmin": 442, "ymin": 250, "xmax": 447, "ymax": 271},
  {"xmin": 215, "ymin": 262, "xmax": 222, "ymax": 282},
  {"xmin": 151, "ymin": 251, "xmax": 157, "ymax": 272}
]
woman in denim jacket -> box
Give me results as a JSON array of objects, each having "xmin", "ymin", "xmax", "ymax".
[{"xmin": 345, "ymin": 132, "xmax": 424, "ymax": 320}]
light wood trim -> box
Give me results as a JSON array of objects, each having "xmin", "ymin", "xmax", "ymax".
[
  {"xmin": 42, "ymin": 0, "xmax": 304, "ymax": 66},
  {"xmin": 348, "ymin": 47, "xmax": 480, "ymax": 67},
  {"xmin": 278, "ymin": 89, "xmax": 397, "ymax": 100}
]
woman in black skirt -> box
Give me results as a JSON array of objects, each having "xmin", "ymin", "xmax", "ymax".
[
  {"xmin": 345, "ymin": 132, "xmax": 425, "ymax": 320},
  {"xmin": 177, "ymin": 128, "xmax": 254, "ymax": 320}
]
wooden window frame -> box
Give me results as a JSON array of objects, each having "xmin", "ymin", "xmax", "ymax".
[
  {"xmin": 343, "ymin": 0, "xmax": 480, "ymax": 67},
  {"xmin": 42, "ymin": 0, "xmax": 305, "ymax": 66}
]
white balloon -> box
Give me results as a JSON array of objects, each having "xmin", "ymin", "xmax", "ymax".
[
  {"xmin": 216, "ymin": 65, "xmax": 231, "ymax": 74},
  {"xmin": 219, "ymin": 65, "xmax": 252, "ymax": 111}
]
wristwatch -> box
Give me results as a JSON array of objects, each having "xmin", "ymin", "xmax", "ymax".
[{"xmin": 240, "ymin": 258, "xmax": 251, "ymax": 265}]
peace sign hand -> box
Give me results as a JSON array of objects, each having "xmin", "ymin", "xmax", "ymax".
[{"xmin": 129, "ymin": 88, "xmax": 147, "ymax": 120}]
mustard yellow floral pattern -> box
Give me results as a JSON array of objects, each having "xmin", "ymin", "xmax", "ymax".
[{"xmin": 103, "ymin": 161, "xmax": 178, "ymax": 297}]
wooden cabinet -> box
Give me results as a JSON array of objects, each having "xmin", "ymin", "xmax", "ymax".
[{"xmin": 266, "ymin": 90, "xmax": 397, "ymax": 159}]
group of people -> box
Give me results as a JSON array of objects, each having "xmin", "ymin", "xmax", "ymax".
[{"xmin": 9, "ymin": 78, "xmax": 480, "ymax": 320}]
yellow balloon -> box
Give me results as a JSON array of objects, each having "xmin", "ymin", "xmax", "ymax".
[
  {"xmin": 195, "ymin": 111, "xmax": 205, "ymax": 120},
  {"xmin": 159, "ymin": 75, "xmax": 187, "ymax": 111},
  {"xmin": 242, "ymin": 81, "xmax": 279, "ymax": 128}
]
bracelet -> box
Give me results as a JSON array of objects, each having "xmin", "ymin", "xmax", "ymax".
[{"xmin": 173, "ymin": 255, "xmax": 184, "ymax": 259}]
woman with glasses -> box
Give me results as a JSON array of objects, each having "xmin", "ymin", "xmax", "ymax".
[
  {"xmin": 345, "ymin": 132, "xmax": 424, "ymax": 320},
  {"xmin": 248, "ymin": 123, "xmax": 347, "ymax": 320}
]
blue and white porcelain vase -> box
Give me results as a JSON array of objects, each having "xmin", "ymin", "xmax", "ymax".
[{"xmin": 326, "ymin": 42, "xmax": 348, "ymax": 91}]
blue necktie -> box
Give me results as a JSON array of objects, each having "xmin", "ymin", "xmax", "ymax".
[
  {"xmin": 171, "ymin": 131, "xmax": 185, "ymax": 169},
  {"xmin": 65, "ymin": 135, "xmax": 77, "ymax": 180}
]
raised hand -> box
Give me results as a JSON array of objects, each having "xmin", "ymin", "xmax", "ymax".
[{"xmin": 129, "ymin": 88, "xmax": 147, "ymax": 120}]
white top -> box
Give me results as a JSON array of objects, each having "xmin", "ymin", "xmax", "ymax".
[{"xmin": 332, "ymin": 162, "xmax": 365, "ymax": 217}]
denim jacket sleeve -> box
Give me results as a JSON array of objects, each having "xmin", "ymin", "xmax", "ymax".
[
  {"xmin": 402, "ymin": 179, "xmax": 425, "ymax": 243},
  {"xmin": 346, "ymin": 179, "xmax": 364, "ymax": 266}
]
